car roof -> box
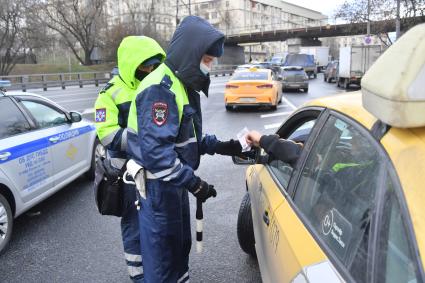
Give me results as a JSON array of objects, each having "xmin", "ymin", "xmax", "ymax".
[
  {"xmin": 4, "ymin": 91, "xmax": 68, "ymax": 112},
  {"xmin": 282, "ymin": 66, "xmax": 304, "ymax": 71},
  {"xmin": 306, "ymin": 91, "xmax": 425, "ymax": 259}
]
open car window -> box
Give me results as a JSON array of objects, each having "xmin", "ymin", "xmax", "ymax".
[{"xmin": 267, "ymin": 114, "xmax": 318, "ymax": 191}]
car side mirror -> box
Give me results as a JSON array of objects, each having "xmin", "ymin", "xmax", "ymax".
[
  {"xmin": 232, "ymin": 155, "xmax": 256, "ymax": 165},
  {"xmin": 69, "ymin": 111, "xmax": 82, "ymax": 123},
  {"xmin": 232, "ymin": 149, "xmax": 260, "ymax": 165}
]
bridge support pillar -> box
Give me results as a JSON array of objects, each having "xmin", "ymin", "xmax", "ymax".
[
  {"xmin": 218, "ymin": 44, "xmax": 245, "ymax": 65},
  {"xmin": 287, "ymin": 38, "xmax": 322, "ymax": 53}
]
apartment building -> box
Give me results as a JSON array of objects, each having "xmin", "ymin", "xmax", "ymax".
[{"xmin": 104, "ymin": 0, "xmax": 327, "ymax": 62}]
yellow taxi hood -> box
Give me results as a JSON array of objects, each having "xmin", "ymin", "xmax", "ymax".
[{"xmin": 361, "ymin": 23, "xmax": 425, "ymax": 128}]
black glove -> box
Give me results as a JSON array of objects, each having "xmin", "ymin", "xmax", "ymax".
[
  {"xmin": 189, "ymin": 178, "xmax": 217, "ymax": 203},
  {"xmin": 215, "ymin": 139, "xmax": 242, "ymax": 156}
]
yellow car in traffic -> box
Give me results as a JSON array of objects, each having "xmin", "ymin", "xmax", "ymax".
[
  {"xmin": 234, "ymin": 24, "xmax": 425, "ymax": 283},
  {"xmin": 224, "ymin": 68, "xmax": 282, "ymax": 111}
]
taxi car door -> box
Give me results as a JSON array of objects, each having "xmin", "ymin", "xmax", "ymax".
[
  {"xmin": 19, "ymin": 98, "xmax": 92, "ymax": 188},
  {"xmin": 259, "ymin": 110, "xmax": 324, "ymax": 282},
  {"xmin": 279, "ymin": 113, "xmax": 386, "ymax": 282},
  {"xmin": 0, "ymin": 96, "xmax": 55, "ymax": 203}
]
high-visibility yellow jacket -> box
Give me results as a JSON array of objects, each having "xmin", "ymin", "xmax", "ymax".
[{"xmin": 94, "ymin": 36, "xmax": 165, "ymax": 167}]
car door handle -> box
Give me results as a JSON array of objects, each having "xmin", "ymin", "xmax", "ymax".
[
  {"xmin": 263, "ymin": 211, "xmax": 270, "ymax": 226},
  {"xmin": 0, "ymin": 152, "xmax": 11, "ymax": 161},
  {"xmin": 49, "ymin": 136, "xmax": 60, "ymax": 143}
]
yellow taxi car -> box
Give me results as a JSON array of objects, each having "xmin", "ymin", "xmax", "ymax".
[
  {"xmin": 234, "ymin": 24, "xmax": 425, "ymax": 283},
  {"xmin": 224, "ymin": 68, "xmax": 282, "ymax": 111}
]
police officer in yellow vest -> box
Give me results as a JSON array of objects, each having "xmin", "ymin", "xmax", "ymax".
[
  {"xmin": 94, "ymin": 36, "xmax": 165, "ymax": 283},
  {"xmin": 126, "ymin": 16, "xmax": 251, "ymax": 282}
]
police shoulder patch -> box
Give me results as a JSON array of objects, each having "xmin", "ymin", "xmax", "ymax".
[
  {"xmin": 95, "ymin": 108, "xmax": 106, "ymax": 122},
  {"xmin": 152, "ymin": 102, "xmax": 168, "ymax": 126}
]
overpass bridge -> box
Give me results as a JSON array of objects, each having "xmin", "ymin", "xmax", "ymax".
[{"xmin": 225, "ymin": 16, "xmax": 425, "ymax": 45}]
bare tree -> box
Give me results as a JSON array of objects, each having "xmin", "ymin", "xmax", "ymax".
[
  {"xmin": 38, "ymin": 0, "xmax": 105, "ymax": 65},
  {"xmin": 0, "ymin": 0, "xmax": 28, "ymax": 75},
  {"xmin": 101, "ymin": 22, "xmax": 136, "ymax": 62},
  {"xmin": 335, "ymin": 0, "xmax": 425, "ymax": 45}
]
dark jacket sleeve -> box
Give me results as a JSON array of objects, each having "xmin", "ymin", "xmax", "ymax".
[
  {"xmin": 259, "ymin": 134, "xmax": 303, "ymax": 165},
  {"xmin": 131, "ymin": 85, "xmax": 198, "ymax": 189},
  {"xmin": 199, "ymin": 134, "xmax": 219, "ymax": 155}
]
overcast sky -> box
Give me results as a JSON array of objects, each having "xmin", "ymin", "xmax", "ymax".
[{"xmin": 283, "ymin": 0, "xmax": 347, "ymax": 18}]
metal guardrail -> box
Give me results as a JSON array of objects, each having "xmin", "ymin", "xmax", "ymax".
[
  {"xmin": 0, "ymin": 66, "xmax": 238, "ymax": 92},
  {"xmin": 0, "ymin": 71, "xmax": 111, "ymax": 92}
]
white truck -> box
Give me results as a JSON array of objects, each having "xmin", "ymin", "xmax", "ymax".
[
  {"xmin": 337, "ymin": 45, "xmax": 382, "ymax": 89},
  {"xmin": 299, "ymin": 46, "xmax": 330, "ymax": 72}
]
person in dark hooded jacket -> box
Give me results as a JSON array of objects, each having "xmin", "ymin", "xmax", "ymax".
[{"xmin": 126, "ymin": 16, "xmax": 249, "ymax": 282}]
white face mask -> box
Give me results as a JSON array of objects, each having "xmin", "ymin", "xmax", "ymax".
[{"xmin": 200, "ymin": 61, "xmax": 211, "ymax": 75}]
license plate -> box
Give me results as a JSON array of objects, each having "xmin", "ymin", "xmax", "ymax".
[{"xmin": 239, "ymin": 97, "xmax": 256, "ymax": 103}]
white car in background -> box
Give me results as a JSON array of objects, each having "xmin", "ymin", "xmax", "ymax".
[{"xmin": 0, "ymin": 88, "xmax": 101, "ymax": 254}]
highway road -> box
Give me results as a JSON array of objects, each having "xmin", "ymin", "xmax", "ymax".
[{"xmin": 0, "ymin": 73, "xmax": 351, "ymax": 282}]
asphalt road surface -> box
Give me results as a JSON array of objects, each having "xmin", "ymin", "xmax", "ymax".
[{"xmin": 0, "ymin": 73, "xmax": 353, "ymax": 282}]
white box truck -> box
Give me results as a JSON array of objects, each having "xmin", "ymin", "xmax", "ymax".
[
  {"xmin": 337, "ymin": 45, "xmax": 381, "ymax": 89},
  {"xmin": 299, "ymin": 46, "xmax": 330, "ymax": 72}
]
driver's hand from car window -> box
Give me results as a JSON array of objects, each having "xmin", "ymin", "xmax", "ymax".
[{"xmin": 246, "ymin": 130, "xmax": 262, "ymax": 147}]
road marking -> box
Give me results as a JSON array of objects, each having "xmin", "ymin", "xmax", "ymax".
[
  {"xmin": 261, "ymin": 111, "xmax": 293, "ymax": 118},
  {"xmin": 281, "ymin": 96, "xmax": 297, "ymax": 110},
  {"xmin": 82, "ymin": 108, "xmax": 94, "ymax": 114},
  {"xmin": 264, "ymin": 123, "xmax": 282, "ymax": 130}
]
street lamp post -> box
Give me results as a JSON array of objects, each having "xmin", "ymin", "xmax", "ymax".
[
  {"xmin": 367, "ymin": 0, "xmax": 371, "ymax": 35},
  {"xmin": 396, "ymin": 0, "xmax": 401, "ymax": 40}
]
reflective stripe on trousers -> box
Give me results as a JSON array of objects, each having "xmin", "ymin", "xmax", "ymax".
[{"xmin": 121, "ymin": 184, "xmax": 144, "ymax": 282}]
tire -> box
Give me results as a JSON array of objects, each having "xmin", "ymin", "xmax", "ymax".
[
  {"xmin": 313, "ymin": 73, "xmax": 317, "ymax": 79},
  {"xmin": 225, "ymin": 105, "xmax": 232, "ymax": 111},
  {"xmin": 85, "ymin": 138, "xmax": 104, "ymax": 180},
  {"xmin": 304, "ymin": 88, "xmax": 309, "ymax": 93},
  {"xmin": 237, "ymin": 193, "xmax": 256, "ymax": 257},
  {"xmin": 337, "ymin": 78, "xmax": 341, "ymax": 88},
  {"xmin": 323, "ymin": 75, "xmax": 327, "ymax": 82},
  {"xmin": 343, "ymin": 79, "xmax": 349, "ymax": 89},
  {"xmin": 0, "ymin": 194, "xmax": 13, "ymax": 255}
]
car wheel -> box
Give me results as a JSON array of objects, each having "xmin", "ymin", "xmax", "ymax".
[
  {"xmin": 237, "ymin": 193, "xmax": 256, "ymax": 257},
  {"xmin": 323, "ymin": 75, "xmax": 327, "ymax": 82},
  {"xmin": 225, "ymin": 105, "xmax": 232, "ymax": 111},
  {"xmin": 304, "ymin": 88, "xmax": 309, "ymax": 93},
  {"xmin": 85, "ymin": 138, "xmax": 104, "ymax": 180},
  {"xmin": 0, "ymin": 194, "xmax": 13, "ymax": 254}
]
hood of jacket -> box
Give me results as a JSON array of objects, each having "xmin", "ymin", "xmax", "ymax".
[
  {"xmin": 117, "ymin": 36, "xmax": 166, "ymax": 90},
  {"xmin": 165, "ymin": 16, "xmax": 224, "ymax": 95}
]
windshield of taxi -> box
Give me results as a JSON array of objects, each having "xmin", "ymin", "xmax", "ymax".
[{"xmin": 231, "ymin": 71, "xmax": 268, "ymax": 80}]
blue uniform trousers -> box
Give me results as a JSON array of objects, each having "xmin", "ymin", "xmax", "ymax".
[
  {"xmin": 138, "ymin": 180, "xmax": 191, "ymax": 283},
  {"xmin": 121, "ymin": 183, "xmax": 144, "ymax": 282}
]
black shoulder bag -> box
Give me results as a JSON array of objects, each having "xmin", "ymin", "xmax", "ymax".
[{"xmin": 93, "ymin": 157, "xmax": 123, "ymax": 217}]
